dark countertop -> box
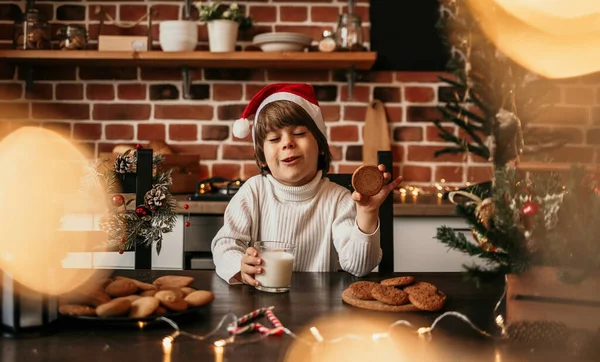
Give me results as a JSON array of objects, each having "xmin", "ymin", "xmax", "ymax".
[
  {"xmin": 0, "ymin": 270, "xmax": 582, "ymax": 361},
  {"xmin": 174, "ymin": 195, "xmax": 457, "ymax": 217}
]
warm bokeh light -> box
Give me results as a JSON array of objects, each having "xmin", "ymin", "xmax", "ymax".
[
  {"xmin": 0, "ymin": 127, "xmax": 108, "ymax": 295},
  {"xmin": 465, "ymin": 0, "xmax": 600, "ymax": 78}
]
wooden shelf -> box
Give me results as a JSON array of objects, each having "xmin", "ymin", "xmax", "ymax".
[{"xmin": 0, "ymin": 50, "xmax": 376, "ymax": 70}]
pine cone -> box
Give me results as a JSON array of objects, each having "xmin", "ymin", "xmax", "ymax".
[
  {"xmin": 144, "ymin": 187, "xmax": 166, "ymax": 211},
  {"xmin": 507, "ymin": 321, "xmax": 569, "ymax": 347},
  {"xmin": 114, "ymin": 155, "xmax": 133, "ymax": 174}
]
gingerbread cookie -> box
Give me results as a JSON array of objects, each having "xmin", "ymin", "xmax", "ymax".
[
  {"xmin": 352, "ymin": 165, "xmax": 384, "ymax": 196},
  {"xmin": 408, "ymin": 291, "xmax": 446, "ymax": 312},
  {"xmin": 153, "ymin": 275, "xmax": 194, "ymax": 289},
  {"xmin": 96, "ymin": 298, "xmax": 132, "ymax": 317},
  {"xmin": 115, "ymin": 276, "xmax": 157, "ymax": 292},
  {"xmin": 60, "ymin": 288, "xmax": 111, "ymax": 308},
  {"xmin": 129, "ymin": 296, "xmax": 160, "ymax": 318},
  {"xmin": 105, "ymin": 279, "xmax": 138, "ymax": 298},
  {"xmin": 381, "ymin": 276, "xmax": 415, "ymax": 287},
  {"xmin": 184, "ymin": 290, "xmax": 214, "ymax": 307},
  {"xmin": 348, "ymin": 281, "xmax": 379, "ymax": 300},
  {"xmin": 181, "ymin": 287, "xmax": 196, "ymax": 296},
  {"xmin": 59, "ymin": 304, "xmax": 96, "ymax": 316},
  {"xmin": 370, "ymin": 285, "xmax": 409, "ymax": 306},
  {"xmin": 403, "ymin": 282, "xmax": 438, "ymax": 295},
  {"xmin": 154, "ymin": 290, "xmax": 187, "ymax": 311}
]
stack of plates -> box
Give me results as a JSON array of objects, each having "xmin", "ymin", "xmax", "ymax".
[{"xmin": 252, "ymin": 32, "xmax": 313, "ymax": 52}]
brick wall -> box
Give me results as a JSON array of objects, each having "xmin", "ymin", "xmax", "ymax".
[{"xmin": 0, "ymin": 0, "xmax": 599, "ymax": 189}]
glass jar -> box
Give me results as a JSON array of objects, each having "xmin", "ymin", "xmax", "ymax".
[
  {"xmin": 57, "ymin": 25, "xmax": 88, "ymax": 50},
  {"xmin": 13, "ymin": 8, "xmax": 51, "ymax": 50},
  {"xmin": 318, "ymin": 30, "xmax": 337, "ymax": 52},
  {"xmin": 334, "ymin": 13, "xmax": 363, "ymax": 51}
]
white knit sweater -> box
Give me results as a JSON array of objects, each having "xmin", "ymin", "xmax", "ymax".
[{"xmin": 211, "ymin": 171, "xmax": 382, "ymax": 284}]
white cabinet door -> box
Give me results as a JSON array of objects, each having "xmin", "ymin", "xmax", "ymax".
[
  {"xmin": 151, "ymin": 214, "xmax": 185, "ymax": 270},
  {"xmin": 394, "ymin": 217, "xmax": 487, "ymax": 272}
]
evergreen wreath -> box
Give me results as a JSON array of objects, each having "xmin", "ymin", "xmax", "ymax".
[{"xmin": 87, "ymin": 147, "xmax": 177, "ymax": 255}]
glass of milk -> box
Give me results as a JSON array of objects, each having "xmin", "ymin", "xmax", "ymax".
[{"xmin": 254, "ymin": 241, "xmax": 296, "ymax": 293}]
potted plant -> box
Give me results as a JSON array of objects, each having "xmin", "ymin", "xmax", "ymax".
[{"xmin": 194, "ymin": 1, "xmax": 252, "ymax": 52}]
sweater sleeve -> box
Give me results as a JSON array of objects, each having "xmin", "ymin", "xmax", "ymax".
[
  {"xmin": 331, "ymin": 192, "xmax": 382, "ymax": 277},
  {"xmin": 211, "ymin": 186, "xmax": 256, "ymax": 285}
]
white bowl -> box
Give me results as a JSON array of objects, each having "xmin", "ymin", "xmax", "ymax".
[
  {"xmin": 254, "ymin": 41, "xmax": 306, "ymax": 52},
  {"xmin": 159, "ymin": 21, "xmax": 198, "ymax": 52},
  {"xmin": 253, "ymin": 32, "xmax": 312, "ymax": 46}
]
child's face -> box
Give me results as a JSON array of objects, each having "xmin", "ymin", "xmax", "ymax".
[{"xmin": 263, "ymin": 125, "xmax": 320, "ymax": 186}]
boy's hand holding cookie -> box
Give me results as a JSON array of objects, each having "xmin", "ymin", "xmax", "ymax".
[
  {"xmin": 351, "ymin": 164, "xmax": 402, "ymax": 233},
  {"xmin": 240, "ymin": 247, "xmax": 263, "ymax": 286}
]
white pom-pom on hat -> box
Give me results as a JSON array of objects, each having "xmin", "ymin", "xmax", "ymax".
[
  {"xmin": 234, "ymin": 83, "xmax": 326, "ymax": 148},
  {"xmin": 232, "ymin": 117, "xmax": 251, "ymax": 139}
]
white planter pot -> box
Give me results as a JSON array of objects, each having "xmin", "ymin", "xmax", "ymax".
[
  {"xmin": 159, "ymin": 20, "xmax": 198, "ymax": 52},
  {"xmin": 207, "ymin": 19, "xmax": 239, "ymax": 52}
]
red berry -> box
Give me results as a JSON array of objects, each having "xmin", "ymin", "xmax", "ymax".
[
  {"xmin": 118, "ymin": 249, "xmax": 124, "ymax": 254},
  {"xmin": 112, "ymin": 194, "xmax": 125, "ymax": 207},
  {"xmin": 135, "ymin": 144, "xmax": 143, "ymax": 149},
  {"xmin": 185, "ymin": 221, "xmax": 191, "ymax": 227},
  {"xmin": 120, "ymin": 237, "xmax": 126, "ymax": 243},
  {"xmin": 521, "ymin": 201, "xmax": 540, "ymax": 216},
  {"xmin": 183, "ymin": 204, "xmax": 189, "ymax": 210}
]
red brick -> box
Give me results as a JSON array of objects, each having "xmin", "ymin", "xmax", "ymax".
[
  {"xmin": 86, "ymin": 84, "xmax": 115, "ymax": 100},
  {"xmin": 340, "ymin": 85, "xmax": 370, "ymax": 102},
  {"xmin": 330, "ymin": 125, "xmax": 358, "ymax": 142},
  {"xmin": 73, "ymin": 123, "xmax": 102, "ymax": 140},
  {"xmin": 212, "ymin": 163, "xmax": 241, "ymax": 180},
  {"xmin": 32, "ymin": 103, "xmax": 89, "ymax": 120},
  {"xmin": 93, "ymin": 104, "xmax": 150, "ymax": 120},
  {"xmin": 402, "ymin": 165, "xmax": 432, "ymax": 183},
  {"xmin": 245, "ymin": 84, "xmax": 265, "ymax": 100},
  {"xmin": 105, "ymin": 124, "xmax": 134, "ymax": 140},
  {"xmin": 396, "ymin": 72, "xmax": 450, "ymax": 83},
  {"xmin": 427, "ymin": 125, "xmax": 455, "ymax": 142},
  {"xmin": 213, "ymin": 84, "xmax": 243, "ymax": 101},
  {"xmin": 56, "ymin": 84, "xmax": 83, "ymax": 100},
  {"xmin": 0, "ymin": 62, "xmax": 15, "ymax": 79},
  {"xmin": 587, "ymin": 128, "xmax": 600, "ymax": 144},
  {"xmin": 564, "ymin": 87, "xmax": 595, "ymax": 105},
  {"xmin": 169, "ymin": 124, "xmax": 197, "ymax": 141},
  {"xmin": 249, "ymin": 6, "xmax": 277, "ymax": 22},
  {"xmin": 467, "ymin": 166, "xmax": 493, "ymax": 183},
  {"xmin": 118, "ymin": 84, "xmax": 147, "ymax": 100},
  {"xmin": 18, "ymin": 66, "xmax": 76, "ymax": 82},
  {"xmin": 154, "ymin": 105, "xmax": 213, "ymax": 120},
  {"xmin": 222, "ymin": 145, "xmax": 255, "ymax": 160},
  {"xmin": 329, "ymin": 145, "xmax": 342, "ymax": 161},
  {"xmin": 149, "ymin": 5, "xmax": 179, "ymax": 21},
  {"xmin": 338, "ymin": 164, "xmax": 360, "ymax": 174},
  {"xmin": 242, "ymin": 163, "xmax": 260, "ymax": 179},
  {"xmin": 456, "ymin": 127, "xmax": 487, "ymax": 144},
  {"xmin": 42, "ymin": 122, "xmax": 72, "ymax": 137},
  {"xmin": 0, "ymin": 83, "xmax": 22, "ymax": 100},
  {"xmin": 343, "ymin": 105, "xmax": 366, "ymax": 121},
  {"xmin": 407, "ymin": 145, "xmax": 463, "ymax": 162},
  {"xmin": 385, "ymin": 106, "xmax": 403, "ymax": 123},
  {"xmin": 280, "ymin": 6, "xmax": 308, "ymax": 22},
  {"xmin": 321, "ymin": 105, "xmax": 341, "ymax": 122},
  {"xmin": 202, "ymin": 125, "xmax": 230, "ymax": 141},
  {"xmin": 405, "ymin": 86, "xmax": 435, "ymax": 103},
  {"xmin": 196, "ymin": 164, "xmax": 210, "ymax": 181},
  {"xmin": 537, "ymin": 106, "xmax": 589, "ymax": 125},
  {"xmin": 170, "ymin": 144, "xmax": 218, "ymax": 159},
  {"xmin": 391, "ymin": 145, "xmax": 404, "ymax": 163},
  {"xmin": 361, "ymin": 71, "xmax": 394, "ymax": 83},
  {"xmin": 541, "ymin": 145, "xmax": 595, "ymax": 163},
  {"xmin": 141, "ymin": 68, "xmax": 201, "ymax": 81},
  {"xmin": 25, "ymin": 83, "xmax": 53, "ymax": 100},
  {"xmin": 407, "ymin": 106, "xmax": 441, "ymax": 123},
  {"xmin": 310, "ymin": 6, "xmax": 339, "ymax": 22},
  {"xmin": 392, "ymin": 126, "xmax": 423, "ymax": 142},
  {"xmin": 138, "ymin": 123, "xmax": 165, "ymax": 140},
  {"xmin": 434, "ymin": 166, "xmax": 464, "ymax": 183},
  {"xmin": 1, "ymin": 103, "xmax": 29, "ymax": 119},
  {"xmin": 267, "ymin": 69, "xmax": 329, "ymax": 82}
]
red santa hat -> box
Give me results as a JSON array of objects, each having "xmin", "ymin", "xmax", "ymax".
[{"xmin": 232, "ymin": 83, "xmax": 326, "ymax": 143}]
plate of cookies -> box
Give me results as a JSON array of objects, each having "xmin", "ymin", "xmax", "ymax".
[
  {"xmin": 342, "ymin": 276, "xmax": 446, "ymax": 312},
  {"xmin": 58, "ymin": 275, "xmax": 214, "ymax": 325}
]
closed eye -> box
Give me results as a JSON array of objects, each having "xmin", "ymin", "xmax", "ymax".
[
  {"xmin": 293, "ymin": 132, "xmax": 306, "ymax": 136},
  {"xmin": 268, "ymin": 137, "xmax": 280, "ymax": 142}
]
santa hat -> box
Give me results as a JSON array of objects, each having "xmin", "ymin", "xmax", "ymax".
[{"xmin": 232, "ymin": 83, "xmax": 326, "ymax": 143}]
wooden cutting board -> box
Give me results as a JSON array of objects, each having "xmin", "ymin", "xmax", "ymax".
[{"xmin": 363, "ymin": 99, "xmax": 391, "ymax": 165}]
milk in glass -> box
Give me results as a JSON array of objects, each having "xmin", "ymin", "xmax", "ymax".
[{"xmin": 255, "ymin": 251, "xmax": 294, "ymax": 288}]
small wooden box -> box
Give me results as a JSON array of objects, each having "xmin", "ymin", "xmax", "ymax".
[
  {"xmin": 506, "ymin": 266, "xmax": 600, "ymax": 331},
  {"xmin": 98, "ymin": 35, "xmax": 148, "ymax": 51}
]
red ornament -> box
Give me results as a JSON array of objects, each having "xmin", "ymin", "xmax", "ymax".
[
  {"xmin": 118, "ymin": 249, "xmax": 124, "ymax": 254},
  {"xmin": 185, "ymin": 221, "xmax": 191, "ymax": 227},
  {"xmin": 521, "ymin": 201, "xmax": 540, "ymax": 216},
  {"xmin": 135, "ymin": 206, "xmax": 151, "ymax": 217},
  {"xmin": 120, "ymin": 237, "xmax": 126, "ymax": 244},
  {"xmin": 135, "ymin": 144, "xmax": 143, "ymax": 149},
  {"xmin": 183, "ymin": 204, "xmax": 189, "ymax": 210},
  {"xmin": 112, "ymin": 194, "xmax": 125, "ymax": 207}
]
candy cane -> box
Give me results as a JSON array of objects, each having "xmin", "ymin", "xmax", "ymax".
[{"xmin": 226, "ymin": 306, "xmax": 284, "ymax": 335}]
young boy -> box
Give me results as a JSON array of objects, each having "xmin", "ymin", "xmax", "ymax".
[{"xmin": 211, "ymin": 83, "xmax": 402, "ymax": 285}]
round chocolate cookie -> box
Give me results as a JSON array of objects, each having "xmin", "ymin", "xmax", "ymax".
[
  {"xmin": 408, "ymin": 291, "xmax": 447, "ymax": 312},
  {"xmin": 381, "ymin": 276, "xmax": 415, "ymax": 287},
  {"xmin": 348, "ymin": 281, "xmax": 379, "ymax": 300},
  {"xmin": 370, "ymin": 284, "xmax": 409, "ymax": 306},
  {"xmin": 352, "ymin": 165, "xmax": 384, "ymax": 196}
]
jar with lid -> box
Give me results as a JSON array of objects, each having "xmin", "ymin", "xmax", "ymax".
[
  {"xmin": 57, "ymin": 25, "xmax": 88, "ymax": 50},
  {"xmin": 334, "ymin": 13, "xmax": 364, "ymax": 51},
  {"xmin": 13, "ymin": 8, "xmax": 51, "ymax": 50},
  {"xmin": 318, "ymin": 30, "xmax": 337, "ymax": 52}
]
